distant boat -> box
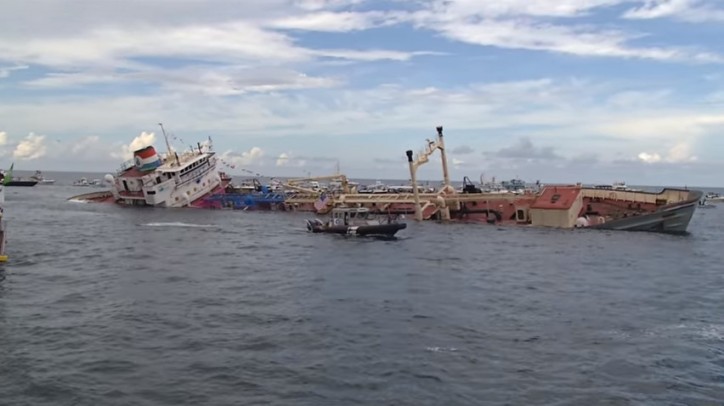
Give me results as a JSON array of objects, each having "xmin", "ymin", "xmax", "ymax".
[
  {"xmin": 1, "ymin": 164, "xmax": 37, "ymax": 187},
  {"xmin": 0, "ymin": 164, "xmax": 8, "ymax": 262},
  {"xmin": 4, "ymin": 180, "xmax": 38, "ymax": 187},
  {"xmin": 30, "ymin": 170, "xmax": 55, "ymax": 185},
  {"xmin": 0, "ymin": 182, "xmax": 6, "ymax": 262},
  {"xmin": 73, "ymin": 178, "xmax": 91, "ymax": 186},
  {"xmin": 704, "ymin": 192, "xmax": 724, "ymax": 203}
]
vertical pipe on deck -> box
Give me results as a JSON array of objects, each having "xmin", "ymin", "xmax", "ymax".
[
  {"xmin": 406, "ymin": 150, "xmax": 422, "ymax": 221},
  {"xmin": 436, "ymin": 126, "xmax": 451, "ymax": 191}
]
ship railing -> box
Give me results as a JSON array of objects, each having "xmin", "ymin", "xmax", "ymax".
[{"xmin": 116, "ymin": 159, "xmax": 136, "ymax": 174}]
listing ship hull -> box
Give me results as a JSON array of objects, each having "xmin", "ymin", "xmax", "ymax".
[
  {"xmin": 590, "ymin": 196, "xmax": 699, "ymax": 234},
  {"xmin": 68, "ymin": 130, "xmax": 231, "ymax": 208},
  {"xmin": 287, "ymin": 187, "xmax": 703, "ymax": 234}
]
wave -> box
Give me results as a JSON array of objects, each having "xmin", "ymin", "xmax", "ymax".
[
  {"xmin": 141, "ymin": 222, "xmax": 218, "ymax": 228},
  {"xmin": 67, "ymin": 198, "xmax": 91, "ymax": 204}
]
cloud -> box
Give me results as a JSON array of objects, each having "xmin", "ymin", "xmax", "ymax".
[
  {"xmin": 294, "ymin": 0, "xmax": 364, "ymax": 11},
  {"xmin": 13, "ymin": 133, "xmax": 47, "ymax": 160},
  {"xmin": 450, "ymin": 145, "xmax": 474, "ymax": 154},
  {"xmin": 451, "ymin": 157, "xmax": 471, "ymax": 169},
  {"xmin": 111, "ymin": 131, "xmax": 156, "ymax": 161},
  {"xmin": 0, "ymin": 64, "xmax": 28, "ymax": 79},
  {"xmin": 624, "ymin": 0, "xmax": 695, "ymax": 19},
  {"xmin": 276, "ymin": 152, "xmax": 307, "ymax": 167},
  {"xmin": 420, "ymin": 0, "xmax": 628, "ymax": 19},
  {"xmin": 23, "ymin": 66, "xmax": 341, "ymax": 95},
  {"xmin": 276, "ymin": 152, "xmax": 290, "ymax": 166},
  {"xmin": 623, "ymin": 0, "xmax": 724, "ymax": 22},
  {"xmin": 70, "ymin": 135, "xmax": 101, "ymax": 157},
  {"xmin": 637, "ymin": 152, "xmax": 662, "ymax": 163},
  {"xmin": 493, "ymin": 137, "xmax": 562, "ymax": 160},
  {"xmin": 407, "ymin": 0, "xmax": 723, "ymax": 63},
  {"xmin": 0, "ymin": 132, "xmax": 7, "ymax": 146},
  {"xmin": 221, "ymin": 147, "xmax": 264, "ymax": 168},
  {"xmin": 637, "ymin": 141, "xmax": 697, "ymax": 164},
  {"xmin": 267, "ymin": 11, "xmax": 395, "ymax": 32},
  {"xmin": 310, "ymin": 49, "xmax": 437, "ymax": 62}
]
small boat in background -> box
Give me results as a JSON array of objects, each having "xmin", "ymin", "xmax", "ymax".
[
  {"xmin": 306, "ymin": 206, "xmax": 407, "ymax": 237},
  {"xmin": 704, "ymin": 192, "xmax": 724, "ymax": 203},
  {"xmin": 73, "ymin": 178, "xmax": 103, "ymax": 187},
  {"xmin": 4, "ymin": 179, "xmax": 38, "ymax": 187},
  {"xmin": 0, "ymin": 182, "xmax": 7, "ymax": 262},
  {"xmin": 73, "ymin": 178, "xmax": 91, "ymax": 186},
  {"xmin": 699, "ymin": 195, "xmax": 718, "ymax": 208},
  {"xmin": 1, "ymin": 163, "xmax": 38, "ymax": 187},
  {"xmin": 30, "ymin": 170, "xmax": 56, "ymax": 185}
]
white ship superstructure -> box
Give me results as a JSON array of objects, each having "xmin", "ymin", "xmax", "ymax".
[{"xmin": 107, "ymin": 124, "xmax": 223, "ymax": 207}]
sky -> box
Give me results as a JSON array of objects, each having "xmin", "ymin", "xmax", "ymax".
[{"xmin": 1, "ymin": 0, "xmax": 724, "ymax": 186}]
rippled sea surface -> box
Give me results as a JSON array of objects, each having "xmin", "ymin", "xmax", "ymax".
[{"xmin": 2, "ymin": 182, "xmax": 724, "ymax": 406}]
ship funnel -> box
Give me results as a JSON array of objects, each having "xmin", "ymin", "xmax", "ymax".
[{"xmin": 133, "ymin": 146, "xmax": 162, "ymax": 172}]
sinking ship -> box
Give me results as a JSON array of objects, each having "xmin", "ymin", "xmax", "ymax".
[
  {"xmin": 280, "ymin": 127, "xmax": 702, "ymax": 234},
  {"xmin": 70, "ymin": 125, "xmax": 702, "ymax": 234},
  {"xmin": 70, "ymin": 124, "xmax": 229, "ymax": 208}
]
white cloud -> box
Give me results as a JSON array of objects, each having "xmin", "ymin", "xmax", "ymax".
[
  {"xmin": 418, "ymin": 17, "xmax": 697, "ymax": 62},
  {"xmin": 624, "ymin": 0, "xmax": 695, "ymax": 19},
  {"xmin": 276, "ymin": 152, "xmax": 307, "ymax": 167},
  {"xmin": 637, "ymin": 151, "xmax": 662, "ymax": 163},
  {"xmin": 111, "ymin": 131, "xmax": 156, "ymax": 161},
  {"xmin": 451, "ymin": 157, "xmax": 468, "ymax": 169},
  {"xmin": 276, "ymin": 152, "xmax": 290, "ymax": 166},
  {"xmin": 13, "ymin": 133, "xmax": 47, "ymax": 160},
  {"xmin": 638, "ymin": 141, "xmax": 697, "ymax": 164},
  {"xmin": 0, "ymin": 64, "xmax": 28, "ymax": 79},
  {"xmin": 406, "ymin": 0, "xmax": 723, "ymax": 63},
  {"xmin": 221, "ymin": 147, "xmax": 264, "ymax": 168},
  {"xmin": 666, "ymin": 142, "xmax": 697, "ymax": 162},
  {"xmin": 422, "ymin": 0, "xmax": 628, "ymax": 19},
  {"xmin": 0, "ymin": 131, "xmax": 7, "ymax": 146},
  {"xmin": 311, "ymin": 49, "xmax": 437, "ymax": 61},
  {"xmin": 294, "ymin": 0, "xmax": 364, "ymax": 11},
  {"xmin": 623, "ymin": 0, "xmax": 724, "ymax": 22},
  {"xmin": 267, "ymin": 11, "xmax": 392, "ymax": 32},
  {"xmin": 23, "ymin": 67, "xmax": 341, "ymax": 95},
  {"xmin": 70, "ymin": 135, "xmax": 101, "ymax": 156}
]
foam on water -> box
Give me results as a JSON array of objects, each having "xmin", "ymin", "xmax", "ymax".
[{"xmin": 141, "ymin": 222, "xmax": 218, "ymax": 228}]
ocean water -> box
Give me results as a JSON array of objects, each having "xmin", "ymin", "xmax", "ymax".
[{"xmin": 1, "ymin": 180, "xmax": 724, "ymax": 405}]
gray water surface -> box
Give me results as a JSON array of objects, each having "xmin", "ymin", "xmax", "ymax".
[{"xmin": 1, "ymin": 184, "xmax": 724, "ymax": 405}]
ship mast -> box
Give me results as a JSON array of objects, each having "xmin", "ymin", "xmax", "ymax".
[{"xmin": 158, "ymin": 123, "xmax": 178, "ymax": 166}]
